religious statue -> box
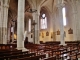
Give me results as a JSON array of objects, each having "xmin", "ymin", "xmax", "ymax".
[
  {"xmin": 68, "ymin": 28, "xmax": 73, "ymax": 34},
  {"xmin": 57, "ymin": 29, "xmax": 60, "ymax": 35},
  {"xmin": 46, "ymin": 31, "xmax": 49, "ymax": 36},
  {"xmin": 42, "ymin": 32, "xmax": 44, "ymax": 38},
  {"xmin": 24, "ymin": 31, "xmax": 28, "ymax": 44},
  {"xmin": 51, "ymin": 32, "xmax": 53, "ymax": 38}
]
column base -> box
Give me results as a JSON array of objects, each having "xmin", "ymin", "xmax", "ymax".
[
  {"xmin": 22, "ymin": 48, "xmax": 29, "ymax": 52},
  {"xmin": 35, "ymin": 42, "xmax": 40, "ymax": 44},
  {"xmin": 16, "ymin": 47, "xmax": 29, "ymax": 51},
  {"xmin": 59, "ymin": 43, "xmax": 67, "ymax": 46}
]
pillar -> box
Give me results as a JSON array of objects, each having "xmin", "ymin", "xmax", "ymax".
[
  {"xmin": 76, "ymin": 0, "xmax": 80, "ymax": 41},
  {"xmin": 59, "ymin": 6, "xmax": 66, "ymax": 45},
  {"xmin": 0, "ymin": 0, "xmax": 2, "ymax": 44},
  {"xmin": 35, "ymin": 11, "xmax": 40, "ymax": 44},
  {"xmin": 51, "ymin": 13, "xmax": 56, "ymax": 41},
  {"xmin": 72, "ymin": 0, "xmax": 80, "ymax": 41},
  {"xmin": 0, "ymin": 0, "xmax": 9, "ymax": 44},
  {"xmin": 7, "ymin": 23, "xmax": 11, "ymax": 43},
  {"xmin": 57, "ymin": 0, "xmax": 66, "ymax": 45},
  {"xmin": 32, "ymin": 10, "xmax": 40, "ymax": 44},
  {"xmin": 17, "ymin": 0, "xmax": 28, "ymax": 51},
  {"xmin": 72, "ymin": 0, "xmax": 78, "ymax": 41},
  {"xmin": 11, "ymin": 22, "xmax": 16, "ymax": 43}
]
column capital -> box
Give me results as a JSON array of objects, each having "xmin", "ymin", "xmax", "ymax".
[
  {"xmin": 57, "ymin": 3, "xmax": 65, "ymax": 9},
  {"xmin": 72, "ymin": 10, "xmax": 78, "ymax": 14},
  {"xmin": 71, "ymin": 0, "xmax": 78, "ymax": 15},
  {"xmin": 0, "ymin": 0, "xmax": 10, "ymax": 8},
  {"xmin": 36, "ymin": 12, "xmax": 40, "ymax": 16},
  {"xmin": 56, "ymin": 0, "xmax": 65, "ymax": 8},
  {"xmin": 32, "ymin": 11, "xmax": 40, "ymax": 15},
  {"xmin": 3, "ymin": 4, "xmax": 9, "ymax": 8}
]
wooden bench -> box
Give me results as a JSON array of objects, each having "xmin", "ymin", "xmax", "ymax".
[
  {"xmin": 0, "ymin": 52, "xmax": 36, "ymax": 60},
  {"xmin": 11, "ymin": 54, "xmax": 46, "ymax": 60},
  {"xmin": 44, "ymin": 56, "xmax": 56, "ymax": 60}
]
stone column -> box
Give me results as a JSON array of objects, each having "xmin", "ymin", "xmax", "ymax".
[
  {"xmin": 35, "ymin": 11, "xmax": 40, "ymax": 44},
  {"xmin": 57, "ymin": 0, "xmax": 66, "ymax": 45},
  {"xmin": 32, "ymin": 10, "xmax": 40, "ymax": 44},
  {"xmin": 2, "ymin": 0, "xmax": 9, "ymax": 44},
  {"xmin": 51, "ymin": 13, "xmax": 56, "ymax": 41},
  {"xmin": 0, "ymin": 1, "xmax": 3, "ymax": 44},
  {"xmin": 7, "ymin": 22, "xmax": 11, "ymax": 43},
  {"xmin": 17, "ymin": 0, "xmax": 28, "ymax": 51},
  {"xmin": 72, "ymin": 0, "xmax": 80, "ymax": 41},
  {"xmin": 11, "ymin": 22, "xmax": 16, "ymax": 43},
  {"xmin": 75, "ymin": 0, "xmax": 80, "ymax": 41},
  {"xmin": 11, "ymin": 24, "xmax": 14, "ymax": 43},
  {"xmin": 71, "ymin": 0, "xmax": 78, "ymax": 41},
  {"xmin": 7, "ymin": 26, "xmax": 10, "ymax": 43},
  {"xmin": 59, "ymin": 6, "xmax": 66, "ymax": 45},
  {"xmin": 32, "ymin": 14, "xmax": 35, "ymax": 44},
  {"xmin": 76, "ymin": 1, "xmax": 80, "ymax": 41}
]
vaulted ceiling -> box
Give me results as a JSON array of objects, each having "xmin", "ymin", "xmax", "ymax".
[{"xmin": 8, "ymin": 0, "xmax": 51, "ymax": 25}]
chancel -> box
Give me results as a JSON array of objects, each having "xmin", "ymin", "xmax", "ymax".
[{"xmin": 0, "ymin": 0, "xmax": 80, "ymax": 60}]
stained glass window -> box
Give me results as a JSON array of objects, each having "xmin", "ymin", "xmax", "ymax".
[
  {"xmin": 29, "ymin": 19, "xmax": 31, "ymax": 32},
  {"xmin": 62, "ymin": 7, "xmax": 67, "ymax": 26},
  {"xmin": 41, "ymin": 14, "xmax": 47, "ymax": 29}
]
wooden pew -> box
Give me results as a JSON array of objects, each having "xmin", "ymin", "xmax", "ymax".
[
  {"xmin": 0, "ymin": 44, "xmax": 16, "ymax": 50},
  {"xmin": 0, "ymin": 49, "xmax": 29, "ymax": 60},
  {"xmin": 11, "ymin": 54, "xmax": 46, "ymax": 60},
  {"xmin": 0, "ymin": 52, "xmax": 36, "ymax": 60},
  {"xmin": 44, "ymin": 56, "xmax": 56, "ymax": 60},
  {"xmin": 60, "ymin": 48, "xmax": 79, "ymax": 60}
]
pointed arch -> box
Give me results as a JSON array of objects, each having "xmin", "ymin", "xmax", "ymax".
[{"xmin": 40, "ymin": 6, "xmax": 51, "ymax": 29}]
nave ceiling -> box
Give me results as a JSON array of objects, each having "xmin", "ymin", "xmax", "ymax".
[
  {"xmin": 8, "ymin": 0, "xmax": 71, "ymax": 32},
  {"xmin": 8, "ymin": 0, "xmax": 54, "ymax": 31}
]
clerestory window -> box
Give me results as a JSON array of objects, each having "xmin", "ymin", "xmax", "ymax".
[{"xmin": 41, "ymin": 14, "xmax": 47, "ymax": 29}]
